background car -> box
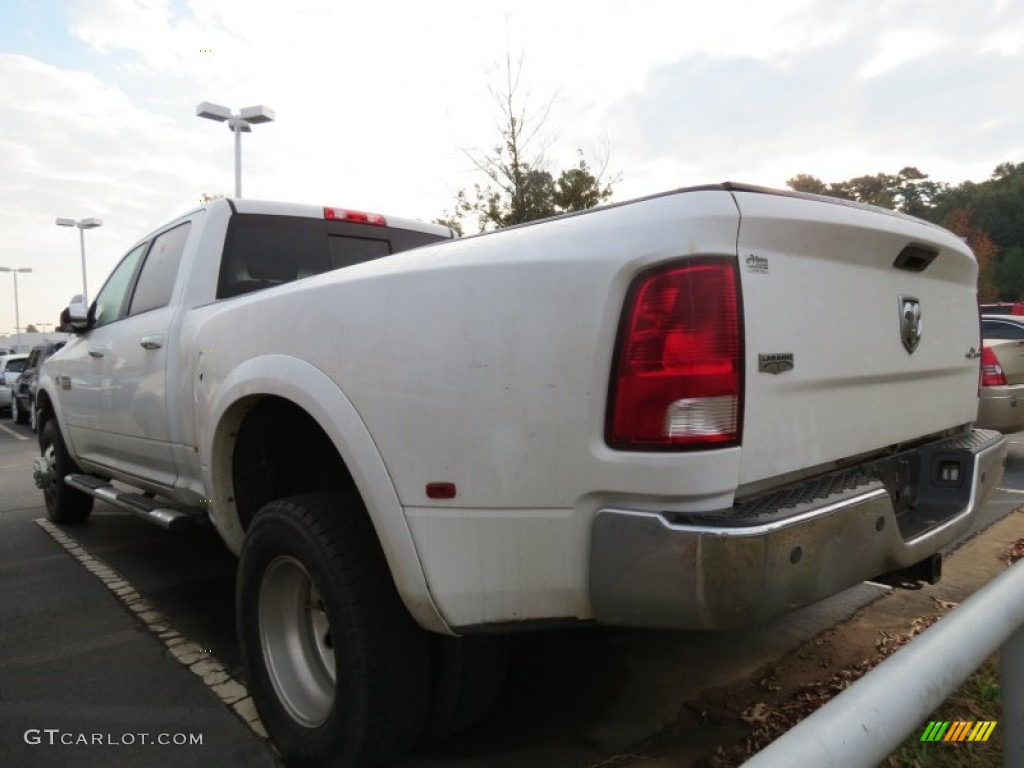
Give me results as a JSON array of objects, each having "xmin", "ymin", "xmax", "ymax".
[
  {"xmin": 12, "ymin": 342, "xmax": 65, "ymax": 431},
  {"xmin": 0, "ymin": 353, "xmax": 29, "ymax": 415},
  {"xmin": 980, "ymin": 302, "xmax": 1024, "ymax": 316},
  {"xmin": 978, "ymin": 314, "xmax": 1024, "ymax": 433}
]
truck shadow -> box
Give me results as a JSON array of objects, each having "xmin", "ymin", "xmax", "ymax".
[{"xmin": 69, "ymin": 506, "xmax": 884, "ymax": 768}]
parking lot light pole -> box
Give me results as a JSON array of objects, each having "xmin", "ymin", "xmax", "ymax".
[
  {"xmin": 0, "ymin": 266, "xmax": 32, "ymax": 336},
  {"xmin": 196, "ymin": 101, "xmax": 275, "ymax": 198},
  {"xmin": 55, "ymin": 217, "xmax": 102, "ymax": 308}
]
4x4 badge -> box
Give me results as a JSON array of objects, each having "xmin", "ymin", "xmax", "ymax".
[{"xmin": 899, "ymin": 296, "xmax": 922, "ymax": 354}]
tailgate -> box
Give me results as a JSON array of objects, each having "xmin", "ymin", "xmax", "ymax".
[{"xmin": 731, "ymin": 188, "xmax": 981, "ymax": 488}]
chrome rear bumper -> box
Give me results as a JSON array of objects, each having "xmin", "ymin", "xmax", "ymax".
[{"xmin": 589, "ymin": 429, "xmax": 1007, "ymax": 630}]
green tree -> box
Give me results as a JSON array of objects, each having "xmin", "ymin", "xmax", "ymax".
[
  {"xmin": 786, "ymin": 174, "xmax": 830, "ymax": 196},
  {"xmin": 438, "ymin": 53, "xmax": 613, "ymax": 234},
  {"xmin": 943, "ymin": 208, "xmax": 999, "ymax": 303},
  {"xmin": 786, "ymin": 167, "xmax": 943, "ymax": 216},
  {"xmin": 934, "ymin": 163, "xmax": 1024, "ymax": 251},
  {"xmin": 995, "ymin": 245, "xmax": 1024, "ymax": 301},
  {"xmin": 789, "ymin": 163, "xmax": 1024, "ymax": 298}
]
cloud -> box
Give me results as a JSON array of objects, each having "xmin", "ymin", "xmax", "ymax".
[
  {"xmin": 603, "ymin": 0, "xmax": 1024, "ymax": 195},
  {"xmin": 0, "ymin": 52, "xmax": 214, "ymax": 327},
  {"xmin": 1, "ymin": 0, "xmax": 1021, "ymax": 336}
]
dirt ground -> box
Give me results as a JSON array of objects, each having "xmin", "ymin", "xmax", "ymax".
[{"xmin": 588, "ymin": 506, "xmax": 1024, "ymax": 768}]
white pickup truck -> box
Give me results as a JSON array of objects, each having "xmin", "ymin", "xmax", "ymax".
[{"xmin": 33, "ymin": 186, "xmax": 1005, "ymax": 767}]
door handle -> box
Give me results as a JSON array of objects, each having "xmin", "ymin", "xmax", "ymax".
[
  {"xmin": 140, "ymin": 335, "xmax": 164, "ymax": 350},
  {"xmin": 87, "ymin": 347, "xmax": 105, "ymax": 358}
]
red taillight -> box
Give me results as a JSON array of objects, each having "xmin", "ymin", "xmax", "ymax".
[
  {"xmin": 607, "ymin": 258, "xmax": 743, "ymax": 449},
  {"xmin": 981, "ymin": 346, "xmax": 1007, "ymax": 387},
  {"xmin": 323, "ymin": 207, "xmax": 386, "ymax": 226}
]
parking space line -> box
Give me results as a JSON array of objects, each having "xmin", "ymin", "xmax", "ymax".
[
  {"xmin": 33, "ymin": 518, "xmax": 268, "ymax": 741},
  {"xmin": 998, "ymin": 487, "xmax": 1024, "ymax": 495},
  {"xmin": 0, "ymin": 422, "xmax": 29, "ymax": 441}
]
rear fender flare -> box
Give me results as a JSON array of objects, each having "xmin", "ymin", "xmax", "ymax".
[{"xmin": 204, "ymin": 354, "xmax": 449, "ymax": 634}]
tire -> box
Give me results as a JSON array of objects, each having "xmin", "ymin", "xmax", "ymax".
[
  {"xmin": 420, "ymin": 634, "xmax": 510, "ymax": 745},
  {"xmin": 12, "ymin": 396, "xmax": 27, "ymax": 425},
  {"xmin": 237, "ymin": 492, "xmax": 430, "ymax": 768},
  {"xmin": 39, "ymin": 420, "xmax": 93, "ymax": 524}
]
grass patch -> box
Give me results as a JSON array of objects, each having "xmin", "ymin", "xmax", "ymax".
[{"xmin": 882, "ymin": 655, "xmax": 1001, "ymax": 767}]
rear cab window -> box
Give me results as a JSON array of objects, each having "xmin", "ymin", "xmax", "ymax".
[{"xmin": 216, "ymin": 214, "xmax": 449, "ymax": 300}]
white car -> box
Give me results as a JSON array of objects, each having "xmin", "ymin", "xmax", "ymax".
[{"xmin": 0, "ymin": 353, "xmax": 29, "ymax": 414}]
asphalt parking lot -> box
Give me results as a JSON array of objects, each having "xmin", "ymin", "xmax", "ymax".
[{"xmin": 2, "ymin": 419, "xmax": 1023, "ymax": 768}]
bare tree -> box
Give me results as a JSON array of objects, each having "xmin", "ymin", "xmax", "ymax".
[{"xmin": 439, "ymin": 51, "xmax": 614, "ymax": 235}]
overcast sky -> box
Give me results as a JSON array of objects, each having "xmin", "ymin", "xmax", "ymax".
[{"xmin": 1, "ymin": 0, "xmax": 1022, "ymax": 338}]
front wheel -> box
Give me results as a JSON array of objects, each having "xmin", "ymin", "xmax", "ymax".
[
  {"xmin": 237, "ymin": 492, "xmax": 430, "ymax": 767},
  {"xmin": 39, "ymin": 419, "xmax": 93, "ymax": 523}
]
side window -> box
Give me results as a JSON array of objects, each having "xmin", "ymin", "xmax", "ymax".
[
  {"xmin": 129, "ymin": 222, "xmax": 190, "ymax": 316},
  {"xmin": 92, "ymin": 242, "xmax": 148, "ymax": 328}
]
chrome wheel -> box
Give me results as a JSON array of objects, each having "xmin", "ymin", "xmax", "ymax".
[
  {"xmin": 258, "ymin": 555, "xmax": 336, "ymax": 727},
  {"xmin": 39, "ymin": 442, "xmax": 58, "ymax": 508},
  {"xmin": 38, "ymin": 419, "xmax": 93, "ymax": 523}
]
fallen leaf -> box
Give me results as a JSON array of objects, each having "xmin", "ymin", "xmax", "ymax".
[{"xmin": 740, "ymin": 702, "xmax": 772, "ymax": 724}]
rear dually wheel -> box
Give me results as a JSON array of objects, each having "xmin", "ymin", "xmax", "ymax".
[{"xmin": 237, "ymin": 492, "xmax": 430, "ymax": 767}]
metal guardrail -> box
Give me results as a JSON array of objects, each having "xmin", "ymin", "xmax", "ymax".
[{"xmin": 744, "ymin": 559, "xmax": 1024, "ymax": 767}]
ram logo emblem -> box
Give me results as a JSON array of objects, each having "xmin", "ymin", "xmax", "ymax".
[{"xmin": 899, "ymin": 296, "xmax": 922, "ymax": 354}]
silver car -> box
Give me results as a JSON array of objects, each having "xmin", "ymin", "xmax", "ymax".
[
  {"xmin": 0, "ymin": 353, "xmax": 29, "ymax": 414},
  {"xmin": 978, "ymin": 315, "xmax": 1024, "ymax": 433}
]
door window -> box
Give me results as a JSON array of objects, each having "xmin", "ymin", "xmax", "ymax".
[
  {"xmin": 92, "ymin": 242, "xmax": 149, "ymax": 328},
  {"xmin": 129, "ymin": 222, "xmax": 191, "ymax": 316}
]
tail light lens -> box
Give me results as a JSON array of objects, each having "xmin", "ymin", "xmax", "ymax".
[
  {"xmin": 607, "ymin": 258, "xmax": 743, "ymax": 449},
  {"xmin": 981, "ymin": 346, "xmax": 1007, "ymax": 387}
]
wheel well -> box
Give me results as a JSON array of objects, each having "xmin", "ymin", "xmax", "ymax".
[{"xmin": 230, "ymin": 396, "xmax": 356, "ymax": 531}]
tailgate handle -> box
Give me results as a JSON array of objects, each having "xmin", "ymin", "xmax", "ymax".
[{"xmin": 893, "ymin": 244, "xmax": 938, "ymax": 272}]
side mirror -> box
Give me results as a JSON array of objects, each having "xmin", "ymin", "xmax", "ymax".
[{"xmin": 59, "ymin": 295, "xmax": 91, "ymax": 334}]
